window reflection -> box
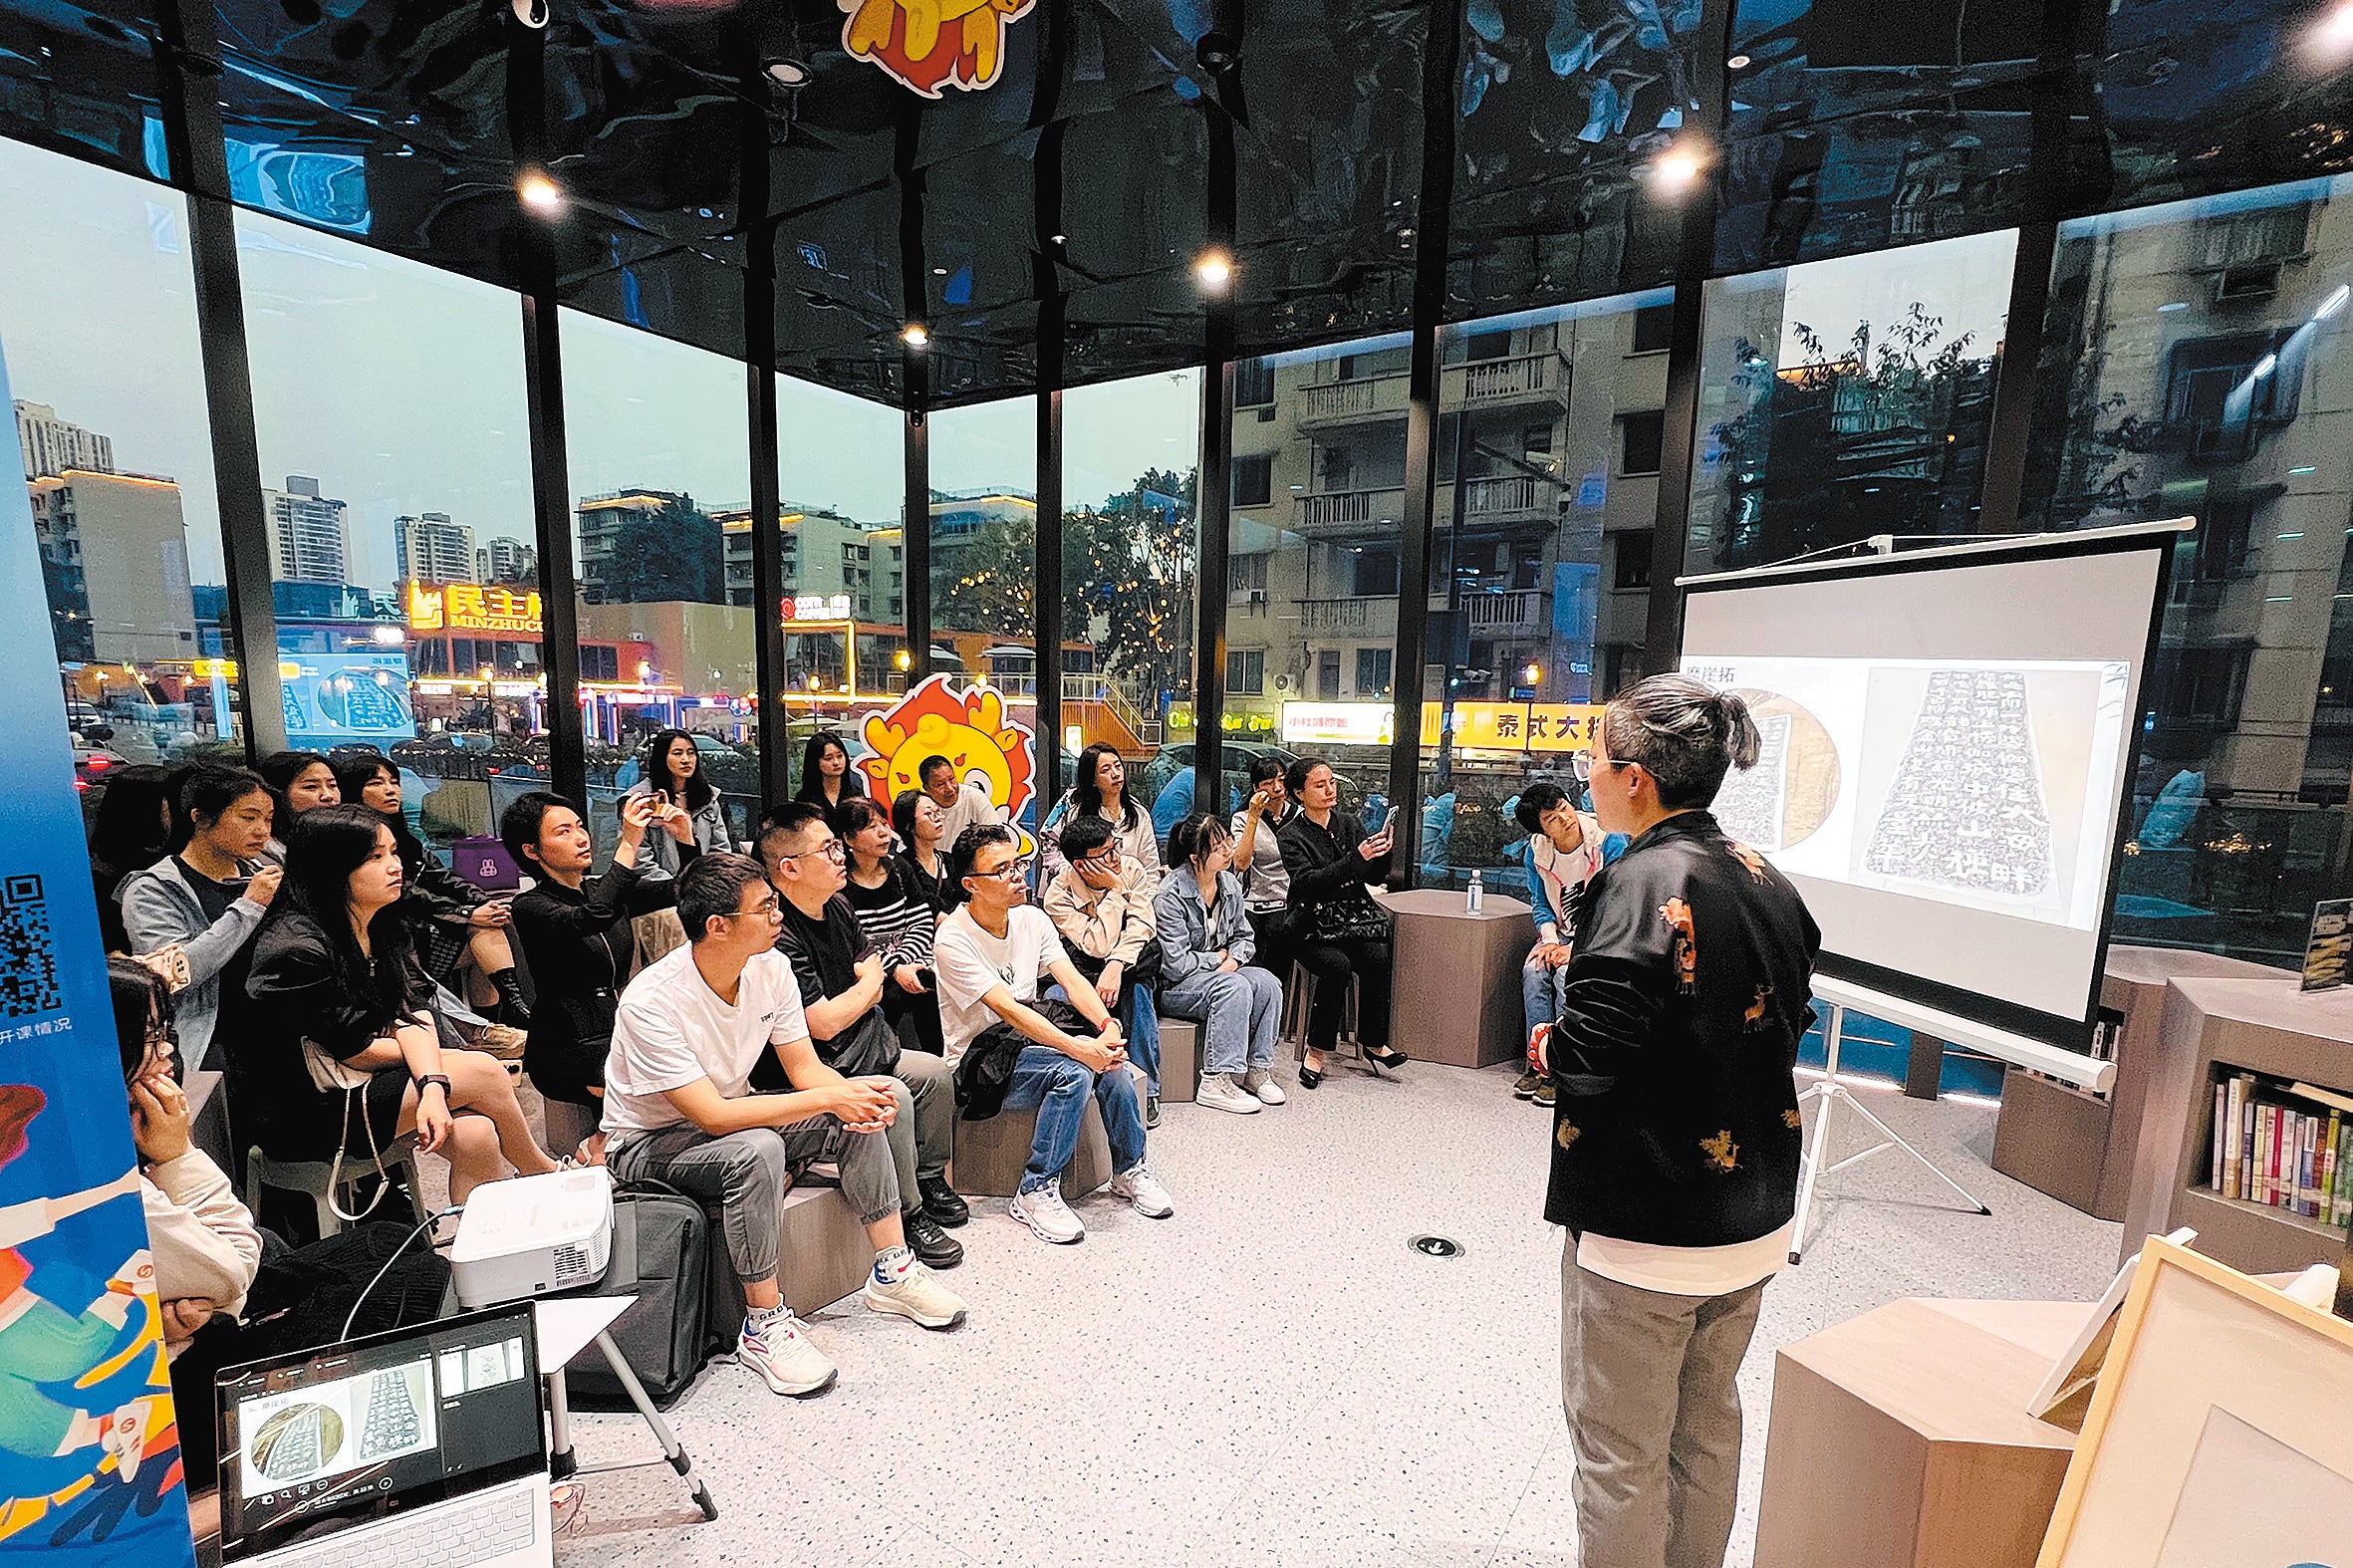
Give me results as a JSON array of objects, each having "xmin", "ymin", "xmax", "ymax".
[
  {"xmin": 2021, "ymin": 176, "xmax": 2353, "ymax": 963},
  {"xmin": 1688, "ymin": 228, "xmax": 2016, "ymax": 575},
  {"xmin": 1419, "ymin": 295, "xmax": 1661, "ymax": 891}
]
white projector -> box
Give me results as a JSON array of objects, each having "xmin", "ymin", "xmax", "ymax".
[{"xmin": 450, "ymin": 1167, "xmax": 616, "ymax": 1307}]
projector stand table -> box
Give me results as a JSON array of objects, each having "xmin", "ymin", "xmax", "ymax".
[
  {"xmin": 544, "ymin": 1329, "xmax": 720, "ymax": 1522},
  {"xmin": 1788, "ymin": 998, "xmax": 1990, "ymax": 1264}
]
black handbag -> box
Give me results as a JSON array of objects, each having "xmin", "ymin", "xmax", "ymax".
[
  {"xmin": 955, "ymin": 998, "xmax": 1093, "ymax": 1120},
  {"xmin": 1311, "ymin": 891, "xmax": 1392, "ymax": 945}
]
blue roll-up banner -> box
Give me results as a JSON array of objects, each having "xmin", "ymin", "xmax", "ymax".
[{"xmin": 0, "ymin": 337, "xmax": 195, "ymax": 1561}]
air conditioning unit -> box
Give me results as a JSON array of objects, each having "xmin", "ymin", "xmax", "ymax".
[
  {"xmin": 1272, "ymin": 672, "xmax": 1294, "ymax": 691},
  {"xmin": 1246, "ymin": 589, "xmax": 1268, "ymax": 607}
]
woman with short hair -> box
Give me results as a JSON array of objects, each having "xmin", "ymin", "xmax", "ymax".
[{"xmin": 1155, "ymin": 813, "xmax": 1285, "ymax": 1115}]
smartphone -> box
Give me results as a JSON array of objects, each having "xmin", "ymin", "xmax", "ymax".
[{"xmin": 1378, "ymin": 804, "xmax": 1401, "ymax": 837}]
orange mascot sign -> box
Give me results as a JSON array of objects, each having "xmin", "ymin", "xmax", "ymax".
[
  {"xmin": 839, "ymin": 0, "xmax": 1037, "ymax": 98},
  {"xmin": 857, "ymin": 674, "xmax": 1036, "ymax": 832}
]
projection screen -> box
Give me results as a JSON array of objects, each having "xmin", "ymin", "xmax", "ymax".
[{"xmin": 1678, "ymin": 522, "xmax": 2185, "ymax": 1048}]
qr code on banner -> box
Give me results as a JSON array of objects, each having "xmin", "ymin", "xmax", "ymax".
[{"xmin": 0, "ymin": 876, "xmax": 61, "ymax": 1020}]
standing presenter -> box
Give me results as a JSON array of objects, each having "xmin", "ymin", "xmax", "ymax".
[{"xmin": 1537, "ymin": 674, "xmax": 1820, "ymax": 1568}]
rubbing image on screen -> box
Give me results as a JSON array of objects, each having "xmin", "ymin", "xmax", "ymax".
[{"xmin": 1680, "ymin": 540, "xmax": 2166, "ymax": 1032}]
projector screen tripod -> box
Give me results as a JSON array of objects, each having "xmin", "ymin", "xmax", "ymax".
[
  {"xmin": 1787, "ymin": 995, "xmax": 1990, "ymax": 1264},
  {"xmin": 545, "ymin": 1331, "xmax": 720, "ymax": 1523}
]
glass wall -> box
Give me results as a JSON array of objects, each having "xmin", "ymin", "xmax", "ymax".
[
  {"xmin": 1227, "ymin": 334, "xmax": 1413, "ymax": 828},
  {"xmin": 238, "ymin": 208, "xmax": 538, "ymax": 855},
  {"xmin": 561, "ymin": 309, "xmax": 761, "ymax": 853},
  {"xmin": 1, "ymin": 138, "xmax": 243, "ymax": 789},
  {"xmin": 1687, "ymin": 228, "xmax": 2017, "ymax": 576},
  {"xmin": 1065, "ymin": 369, "xmax": 1202, "ymax": 833},
  {"xmin": 1418, "ymin": 294, "xmax": 1667, "ymax": 891},
  {"xmin": 774, "ymin": 375, "xmax": 908, "ymax": 789},
  {"xmin": 2021, "ymin": 175, "xmax": 2353, "ymax": 965}
]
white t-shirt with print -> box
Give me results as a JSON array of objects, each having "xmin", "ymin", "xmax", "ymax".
[
  {"xmin": 603, "ymin": 945, "xmax": 809, "ymax": 1141},
  {"xmin": 932, "ymin": 904, "xmax": 1067, "ymax": 1066}
]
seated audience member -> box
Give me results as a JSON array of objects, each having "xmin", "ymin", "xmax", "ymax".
[
  {"xmin": 759, "ymin": 803, "xmax": 965, "ymax": 1269},
  {"xmin": 229, "ymin": 805, "xmax": 559, "ymax": 1204},
  {"xmin": 933, "ymin": 824, "xmax": 1175, "ymax": 1245},
  {"xmin": 835, "ymin": 796, "xmax": 947, "ymax": 1058},
  {"xmin": 258, "ymin": 750, "xmax": 341, "ymax": 856},
  {"xmin": 118, "ymin": 765, "xmax": 281, "ymax": 1072},
  {"xmin": 621, "ymin": 728, "xmax": 728, "ymax": 880},
  {"xmin": 113, "ymin": 956, "xmax": 261, "ymax": 1495},
  {"xmin": 920, "ymin": 752, "xmax": 1005, "ymax": 850},
  {"xmin": 1154, "ymin": 814, "xmax": 1285, "ymax": 1116},
  {"xmin": 603, "ymin": 854, "xmax": 968, "ymax": 1398},
  {"xmin": 334, "ymin": 753, "xmax": 529, "ymax": 1027},
  {"xmin": 793, "ymin": 730, "xmax": 868, "ymax": 819},
  {"xmin": 504, "ymin": 789, "xmax": 680, "ymax": 1158},
  {"xmin": 1038, "ymin": 742, "xmax": 1162, "ymax": 885},
  {"xmin": 893, "ymin": 787, "xmax": 951, "ymax": 913},
  {"xmin": 88, "ymin": 764, "xmax": 176, "ymax": 953},
  {"xmin": 1278, "ymin": 756, "xmax": 1408, "ymax": 1087},
  {"xmin": 1228, "ymin": 756, "xmax": 1299, "ymax": 985},
  {"xmin": 1511, "ymin": 780, "xmax": 1609, "ymax": 1109},
  {"xmin": 1041, "ymin": 814, "xmax": 1168, "ymax": 1126}
]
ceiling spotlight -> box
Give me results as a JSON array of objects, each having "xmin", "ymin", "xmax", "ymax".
[
  {"xmin": 1195, "ymin": 250, "xmax": 1234, "ymax": 289},
  {"xmin": 1650, "ymin": 147, "xmax": 1704, "ymax": 188},
  {"xmin": 517, "ymin": 171, "xmax": 564, "ymax": 214},
  {"xmin": 762, "ymin": 57, "xmax": 813, "ymax": 88},
  {"xmin": 1726, "ymin": 53, "xmax": 1750, "ymax": 69},
  {"xmin": 901, "ymin": 323, "xmax": 929, "ymax": 349},
  {"xmin": 2319, "ymin": 0, "xmax": 2353, "ymax": 52},
  {"xmin": 510, "ymin": 0, "xmax": 547, "ymax": 30},
  {"xmin": 1049, "ymin": 233, "xmax": 1067, "ymax": 245}
]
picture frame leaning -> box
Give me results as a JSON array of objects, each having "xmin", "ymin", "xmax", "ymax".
[{"xmin": 2036, "ymin": 1235, "xmax": 2353, "ymax": 1568}]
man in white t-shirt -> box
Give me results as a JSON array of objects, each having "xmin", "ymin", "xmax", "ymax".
[
  {"xmin": 932, "ymin": 824, "xmax": 1175, "ymax": 1245},
  {"xmin": 604, "ymin": 854, "xmax": 970, "ymax": 1400},
  {"xmin": 921, "ymin": 753, "xmax": 1004, "ymax": 853},
  {"xmin": 1513, "ymin": 779, "xmax": 1610, "ymax": 1109}
]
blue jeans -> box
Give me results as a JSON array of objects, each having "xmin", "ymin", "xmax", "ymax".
[
  {"xmin": 1160, "ymin": 964, "xmax": 1282, "ymax": 1076},
  {"xmin": 997, "ymin": 1044, "xmax": 1149, "ymax": 1194},
  {"xmin": 1523, "ymin": 948, "xmax": 1567, "ymax": 1047},
  {"xmin": 1049, "ymin": 981, "xmax": 1164, "ymax": 1096}
]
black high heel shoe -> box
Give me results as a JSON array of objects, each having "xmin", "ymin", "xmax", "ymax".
[
  {"xmin": 1298, "ymin": 1059, "xmax": 1325, "ymax": 1089},
  {"xmin": 1363, "ymin": 1043, "xmax": 1410, "ymax": 1072}
]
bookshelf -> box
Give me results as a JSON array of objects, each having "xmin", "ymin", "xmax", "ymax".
[{"xmin": 2149, "ymin": 974, "xmax": 2353, "ymax": 1276}]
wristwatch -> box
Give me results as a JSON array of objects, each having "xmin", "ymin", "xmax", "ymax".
[{"xmin": 413, "ymin": 1073, "xmax": 453, "ymax": 1100}]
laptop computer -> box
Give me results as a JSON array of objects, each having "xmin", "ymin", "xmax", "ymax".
[{"xmin": 216, "ymin": 1303, "xmax": 551, "ymax": 1568}]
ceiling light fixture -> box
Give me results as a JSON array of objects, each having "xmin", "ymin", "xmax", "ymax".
[
  {"xmin": 2318, "ymin": 0, "xmax": 2353, "ymax": 53},
  {"xmin": 517, "ymin": 171, "xmax": 564, "ymax": 214},
  {"xmin": 762, "ymin": 57, "xmax": 813, "ymax": 88},
  {"xmin": 1726, "ymin": 53, "xmax": 1750, "ymax": 69},
  {"xmin": 1650, "ymin": 146, "xmax": 1705, "ymax": 189},
  {"xmin": 1195, "ymin": 250, "xmax": 1234, "ymax": 289},
  {"xmin": 902, "ymin": 323, "xmax": 929, "ymax": 349}
]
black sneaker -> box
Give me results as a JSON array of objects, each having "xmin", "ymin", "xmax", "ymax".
[
  {"xmin": 903, "ymin": 1208, "xmax": 964, "ymax": 1270},
  {"xmin": 918, "ymin": 1176, "xmax": 970, "ymax": 1229},
  {"xmin": 1513, "ymin": 1069, "xmax": 1542, "ymax": 1100},
  {"xmin": 1533, "ymin": 1080, "xmax": 1556, "ymax": 1108}
]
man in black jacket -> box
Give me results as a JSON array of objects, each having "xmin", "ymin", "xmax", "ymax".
[
  {"xmin": 1538, "ymin": 674, "xmax": 1820, "ymax": 1568},
  {"xmin": 503, "ymin": 790, "xmax": 679, "ymax": 1158}
]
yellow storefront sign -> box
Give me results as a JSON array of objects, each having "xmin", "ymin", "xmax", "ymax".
[{"xmin": 1422, "ymin": 701, "xmax": 1605, "ymax": 753}]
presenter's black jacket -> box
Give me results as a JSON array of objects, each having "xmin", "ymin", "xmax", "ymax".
[
  {"xmin": 1544, "ymin": 810, "xmax": 1820, "ymax": 1248},
  {"xmin": 510, "ymin": 860, "xmax": 677, "ymax": 1106}
]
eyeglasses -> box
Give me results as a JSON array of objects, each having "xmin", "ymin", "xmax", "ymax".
[
  {"xmin": 1572, "ymin": 754, "xmax": 1594, "ymax": 782},
  {"xmin": 969, "ymin": 859, "xmax": 1030, "ymax": 884},
  {"xmin": 723, "ymin": 894, "xmax": 784, "ymax": 921},
  {"xmin": 1079, "ymin": 847, "xmax": 1123, "ymax": 870},
  {"xmin": 776, "ymin": 840, "xmax": 846, "ymax": 863}
]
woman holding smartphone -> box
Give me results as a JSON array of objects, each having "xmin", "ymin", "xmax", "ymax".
[
  {"xmin": 118, "ymin": 765, "xmax": 282, "ymax": 1072},
  {"xmin": 621, "ymin": 729, "xmax": 725, "ymax": 879},
  {"xmin": 1277, "ymin": 756, "xmax": 1408, "ymax": 1087}
]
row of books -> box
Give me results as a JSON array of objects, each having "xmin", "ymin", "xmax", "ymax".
[{"xmin": 2210, "ymin": 1073, "xmax": 2353, "ymax": 1228}]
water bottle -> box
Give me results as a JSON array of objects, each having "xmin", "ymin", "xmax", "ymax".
[{"xmin": 1466, "ymin": 870, "xmax": 1483, "ymax": 914}]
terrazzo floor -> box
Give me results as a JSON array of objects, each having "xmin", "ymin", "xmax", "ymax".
[{"xmin": 549, "ymin": 1055, "xmax": 2123, "ymax": 1568}]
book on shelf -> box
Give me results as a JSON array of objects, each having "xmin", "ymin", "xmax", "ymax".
[{"xmin": 2205, "ymin": 1069, "xmax": 2353, "ymax": 1233}]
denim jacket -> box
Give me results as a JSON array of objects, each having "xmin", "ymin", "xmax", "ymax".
[{"xmin": 1152, "ymin": 868, "xmax": 1255, "ymax": 983}]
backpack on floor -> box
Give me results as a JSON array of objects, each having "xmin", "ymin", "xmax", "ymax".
[{"xmin": 561, "ymin": 1179, "xmax": 740, "ymax": 1410}]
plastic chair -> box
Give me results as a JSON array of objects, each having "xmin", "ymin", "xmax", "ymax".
[{"xmin": 245, "ymin": 1145, "xmax": 428, "ymax": 1239}]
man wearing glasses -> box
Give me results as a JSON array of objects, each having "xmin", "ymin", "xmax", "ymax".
[
  {"xmin": 934, "ymin": 824, "xmax": 1176, "ymax": 1245},
  {"xmin": 758, "ymin": 802, "xmax": 967, "ymax": 1271},
  {"xmin": 603, "ymin": 854, "xmax": 969, "ymax": 1402},
  {"xmin": 1040, "ymin": 814, "xmax": 1168, "ymax": 1127}
]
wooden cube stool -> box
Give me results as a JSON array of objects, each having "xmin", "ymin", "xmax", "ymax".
[{"xmin": 949, "ymin": 1063, "xmax": 1148, "ymax": 1198}]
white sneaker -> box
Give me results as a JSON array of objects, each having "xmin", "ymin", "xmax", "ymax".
[
  {"xmin": 1110, "ymin": 1162, "xmax": 1176, "ymax": 1218},
  {"xmin": 1196, "ymin": 1074, "xmax": 1262, "ymax": 1115},
  {"xmin": 865, "ymin": 1260, "xmax": 969, "ymax": 1329},
  {"xmin": 1009, "ymin": 1183, "xmax": 1086, "ymax": 1244},
  {"xmin": 739, "ymin": 1311, "xmax": 838, "ymax": 1398},
  {"xmin": 1241, "ymin": 1068, "xmax": 1287, "ymax": 1106}
]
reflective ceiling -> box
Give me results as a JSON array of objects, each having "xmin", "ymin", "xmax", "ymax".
[{"xmin": 4, "ymin": 0, "xmax": 2353, "ymax": 406}]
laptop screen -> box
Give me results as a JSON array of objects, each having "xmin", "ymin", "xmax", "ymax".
[{"xmin": 216, "ymin": 1303, "xmax": 544, "ymax": 1561}]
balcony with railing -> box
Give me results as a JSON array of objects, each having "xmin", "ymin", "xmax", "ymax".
[
  {"xmin": 1444, "ymin": 352, "xmax": 1571, "ymax": 410},
  {"xmin": 1298, "ymin": 597, "xmax": 1399, "ymax": 638},
  {"xmin": 1293, "ymin": 485, "xmax": 1406, "ymax": 534},
  {"xmin": 1456, "ymin": 473, "xmax": 1554, "ymax": 523},
  {"xmin": 1297, "ymin": 374, "xmax": 1410, "ymax": 429},
  {"xmin": 1461, "ymin": 589, "xmax": 1552, "ymax": 635}
]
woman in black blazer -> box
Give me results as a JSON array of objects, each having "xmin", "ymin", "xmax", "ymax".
[{"xmin": 1277, "ymin": 756, "xmax": 1409, "ymax": 1087}]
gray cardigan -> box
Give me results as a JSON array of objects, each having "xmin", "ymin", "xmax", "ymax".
[
  {"xmin": 118, "ymin": 857, "xmax": 266, "ymax": 1067},
  {"xmin": 1151, "ymin": 867, "xmax": 1255, "ymax": 983},
  {"xmin": 621, "ymin": 779, "xmax": 729, "ymax": 879}
]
